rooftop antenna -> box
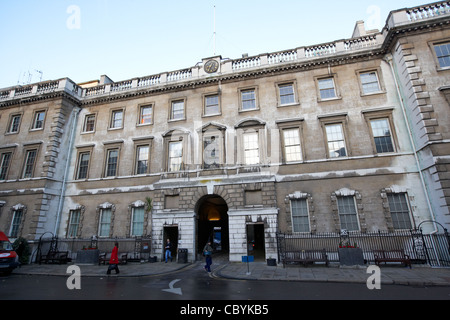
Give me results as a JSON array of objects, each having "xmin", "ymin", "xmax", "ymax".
[
  {"xmin": 213, "ymin": 5, "xmax": 216, "ymax": 55},
  {"xmin": 35, "ymin": 70, "xmax": 43, "ymax": 82}
]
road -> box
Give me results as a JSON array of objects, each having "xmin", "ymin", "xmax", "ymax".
[{"xmin": 1, "ymin": 260, "xmax": 449, "ymax": 316}]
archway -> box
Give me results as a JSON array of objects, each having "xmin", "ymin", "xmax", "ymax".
[{"xmin": 196, "ymin": 195, "xmax": 229, "ymax": 259}]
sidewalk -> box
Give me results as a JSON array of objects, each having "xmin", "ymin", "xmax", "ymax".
[
  {"xmin": 11, "ymin": 259, "xmax": 450, "ymax": 287},
  {"xmin": 213, "ymin": 262, "xmax": 450, "ymax": 287}
]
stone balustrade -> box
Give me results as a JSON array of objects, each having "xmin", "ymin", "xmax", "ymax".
[
  {"xmin": 0, "ymin": 78, "xmax": 82, "ymax": 101},
  {"xmin": 1, "ymin": 1, "xmax": 449, "ymax": 102},
  {"xmin": 406, "ymin": 1, "xmax": 450, "ymax": 21}
]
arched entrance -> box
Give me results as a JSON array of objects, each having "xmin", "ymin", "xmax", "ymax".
[{"xmin": 196, "ymin": 195, "xmax": 229, "ymax": 259}]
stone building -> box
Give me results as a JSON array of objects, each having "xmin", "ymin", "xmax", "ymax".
[{"xmin": 0, "ymin": 1, "xmax": 448, "ymax": 262}]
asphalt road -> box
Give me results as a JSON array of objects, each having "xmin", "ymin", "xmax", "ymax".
[{"xmin": 1, "ymin": 261, "xmax": 449, "ymax": 316}]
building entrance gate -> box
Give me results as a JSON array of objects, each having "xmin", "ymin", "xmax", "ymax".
[{"xmin": 196, "ymin": 195, "xmax": 229, "ymax": 260}]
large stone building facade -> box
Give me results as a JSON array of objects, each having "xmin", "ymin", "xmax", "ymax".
[{"xmin": 0, "ymin": 2, "xmax": 449, "ymax": 262}]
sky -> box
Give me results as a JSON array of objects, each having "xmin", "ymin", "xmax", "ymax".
[{"xmin": 0, "ymin": 0, "xmax": 427, "ymax": 89}]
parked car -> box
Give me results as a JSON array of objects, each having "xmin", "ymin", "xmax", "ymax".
[{"xmin": 0, "ymin": 231, "xmax": 20, "ymax": 275}]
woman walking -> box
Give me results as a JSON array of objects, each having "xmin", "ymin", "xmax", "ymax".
[{"xmin": 107, "ymin": 242, "xmax": 120, "ymax": 275}]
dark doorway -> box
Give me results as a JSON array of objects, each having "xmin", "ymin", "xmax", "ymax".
[
  {"xmin": 246, "ymin": 224, "xmax": 265, "ymax": 261},
  {"xmin": 196, "ymin": 195, "xmax": 229, "ymax": 258},
  {"xmin": 163, "ymin": 226, "xmax": 178, "ymax": 261}
]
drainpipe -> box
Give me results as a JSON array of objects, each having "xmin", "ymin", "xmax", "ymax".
[
  {"xmin": 384, "ymin": 54, "xmax": 438, "ymax": 234},
  {"xmin": 54, "ymin": 106, "xmax": 80, "ymax": 236}
]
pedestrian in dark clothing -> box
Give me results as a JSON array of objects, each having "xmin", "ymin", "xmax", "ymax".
[
  {"xmin": 203, "ymin": 241, "xmax": 213, "ymax": 272},
  {"xmin": 165, "ymin": 239, "xmax": 173, "ymax": 263},
  {"xmin": 107, "ymin": 242, "xmax": 120, "ymax": 275}
]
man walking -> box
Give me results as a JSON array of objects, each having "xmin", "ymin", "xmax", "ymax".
[
  {"xmin": 165, "ymin": 239, "xmax": 173, "ymax": 263},
  {"xmin": 203, "ymin": 241, "xmax": 213, "ymax": 272}
]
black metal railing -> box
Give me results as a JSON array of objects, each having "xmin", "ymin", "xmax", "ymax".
[
  {"xmin": 276, "ymin": 229, "xmax": 450, "ymax": 267},
  {"xmin": 33, "ymin": 236, "xmax": 152, "ymax": 263}
]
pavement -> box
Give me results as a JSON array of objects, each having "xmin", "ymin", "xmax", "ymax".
[{"xmin": 10, "ymin": 257, "xmax": 450, "ymax": 287}]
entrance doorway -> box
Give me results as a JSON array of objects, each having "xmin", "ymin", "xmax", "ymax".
[
  {"xmin": 163, "ymin": 226, "xmax": 178, "ymax": 261},
  {"xmin": 196, "ymin": 195, "xmax": 229, "ymax": 259},
  {"xmin": 247, "ymin": 224, "xmax": 265, "ymax": 261}
]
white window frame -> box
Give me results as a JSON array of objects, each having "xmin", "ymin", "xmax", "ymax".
[
  {"xmin": 104, "ymin": 148, "xmax": 119, "ymax": 177},
  {"xmin": 290, "ymin": 198, "xmax": 310, "ymax": 233},
  {"xmin": 282, "ymin": 128, "xmax": 302, "ymax": 162},
  {"xmin": 82, "ymin": 114, "xmax": 96, "ymax": 133},
  {"xmin": 110, "ymin": 109, "xmax": 124, "ymax": 129},
  {"xmin": 387, "ymin": 192, "xmax": 413, "ymax": 230},
  {"xmin": 131, "ymin": 206, "xmax": 145, "ymax": 237},
  {"xmin": 7, "ymin": 114, "xmax": 21, "ymax": 134},
  {"xmin": 31, "ymin": 110, "xmax": 46, "ymax": 130},
  {"xmin": 325, "ymin": 123, "xmax": 347, "ymax": 158},
  {"xmin": 243, "ymin": 131, "xmax": 260, "ymax": 165},
  {"xmin": 337, "ymin": 195, "xmax": 360, "ymax": 232},
  {"xmin": 170, "ymin": 99, "xmax": 186, "ymax": 121},
  {"xmin": 98, "ymin": 208, "xmax": 112, "ymax": 237},
  {"xmin": 67, "ymin": 209, "xmax": 81, "ymax": 238},
  {"xmin": 135, "ymin": 145, "xmax": 150, "ymax": 175},
  {"xmin": 359, "ymin": 71, "xmax": 382, "ymax": 95},
  {"xmin": 138, "ymin": 104, "xmax": 153, "ymax": 125},
  {"xmin": 22, "ymin": 149, "xmax": 38, "ymax": 178},
  {"xmin": 0, "ymin": 152, "xmax": 12, "ymax": 180},
  {"xmin": 9, "ymin": 208, "xmax": 23, "ymax": 238}
]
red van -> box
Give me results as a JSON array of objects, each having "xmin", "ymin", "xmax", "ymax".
[{"xmin": 0, "ymin": 231, "xmax": 20, "ymax": 275}]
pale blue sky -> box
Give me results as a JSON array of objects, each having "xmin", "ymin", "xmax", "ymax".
[{"xmin": 0, "ymin": 0, "xmax": 426, "ymax": 88}]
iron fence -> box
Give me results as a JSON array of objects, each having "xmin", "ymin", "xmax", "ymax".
[
  {"xmin": 276, "ymin": 229, "xmax": 450, "ymax": 267},
  {"xmin": 33, "ymin": 237, "xmax": 152, "ymax": 263}
]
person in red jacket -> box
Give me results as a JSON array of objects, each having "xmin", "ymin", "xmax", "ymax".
[{"xmin": 106, "ymin": 242, "xmax": 120, "ymax": 275}]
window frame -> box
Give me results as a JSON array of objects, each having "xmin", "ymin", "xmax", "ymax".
[
  {"xmin": 135, "ymin": 144, "xmax": 151, "ymax": 175},
  {"xmin": 337, "ymin": 195, "xmax": 360, "ymax": 232},
  {"xmin": 82, "ymin": 113, "xmax": 96, "ymax": 133},
  {"xmin": 67, "ymin": 209, "xmax": 81, "ymax": 238},
  {"xmin": 357, "ymin": 68, "xmax": 385, "ymax": 96},
  {"xmin": 130, "ymin": 206, "xmax": 145, "ymax": 237},
  {"xmin": 362, "ymin": 107, "xmax": 398, "ymax": 155},
  {"xmin": 98, "ymin": 208, "xmax": 112, "ymax": 238},
  {"xmin": 168, "ymin": 140, "xmax": 183, "ymax": 172},
  {"xmin": 290, "ymin": 198, "xmax": 310, "ymax": 233},
  {"xmin": 0, "ymin": 151, "xmax": 13, "ymax": 180},
  {"xmin": 239, "ymin": 87, "xmax": 259, "ymax": 112},
  {"xmin": 169, "ymin": 98, "xmax": 186, "ymax": 121},
  {"xmin": 282, "ymin": 127, "xmax": 303, "ymax": 163},
  {"xmin": 22, "ymin": 148, "xmax": 38, "ymax": 179},
  {"xmin": 138, "ymin": 104, "xmax": 153, "ymax": 126},
  {"xmin": 6, "ymin": 113, "xmax": 22, "ymax": 134},
  {"xmin": 203, "ymin": 93, "xmax": 221, "ymax": 117},
  {"xmin": 76, "ymin": 151, "xmax": 91, "ymax": 180},
  {"xmin": 9, "ymin": 208, "xmax": 23, "ymax": 238},
  {"xmin": 370, "ymin": 118, "xmax": 395, "ymax": 154},
  {"xmin": 276, "ymin": 81, "xmax": 299, "ymax": 107},
  {"xmin": 242, "ymin": 131, "xmax": 260, "ymax": 165},
  {"xmin": 315, "ymin": 75, "xmax": 340, "ymax": 101},
  {"xmin": 163, "ymin": 130, "xmax": 189, "ymax": 172},
  {"xmin": 432, "ymin": 41, "xmax": 450, "ymax": 70},
  {"xmin": 104, "ymin": 148, "xmax": 120, "ymax": 177},
  {"xmin": 318, "ymin": 115, "xmax": 349, "ymax": 159},
  {"xmin": 109, "ymin": 109, "xmax": 124, "ymax": 130},
  {"xmin": 387, "ymin": 192, "xmax": 413, "ymax": 230},
  {"xmin": 31, "ymin": 110, "xmax": 46, "ymax": 131}
]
